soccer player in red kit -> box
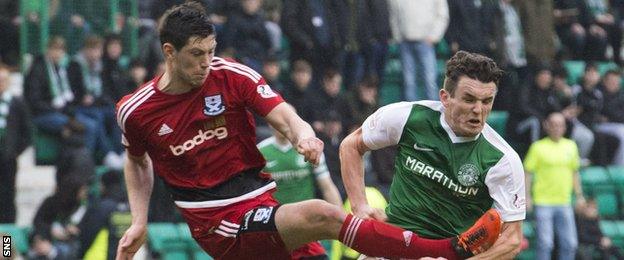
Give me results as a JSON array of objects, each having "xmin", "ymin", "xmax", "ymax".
[{"xmin": 115, "ymin": 2, "xmax": 502, "ymax": 260}]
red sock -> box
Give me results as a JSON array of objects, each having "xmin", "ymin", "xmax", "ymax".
[{"xmin": 339, "ymin": 214, "xmax": 459, "ymax": 260}]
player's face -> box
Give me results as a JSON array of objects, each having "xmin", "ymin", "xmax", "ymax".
[
  {"xmin": 171, "ymin": 35, "xmax": 217, "ymax": 88},
  {"xmin": 440, "ymin": 76, "xmax": 497, "ymax": 137}
]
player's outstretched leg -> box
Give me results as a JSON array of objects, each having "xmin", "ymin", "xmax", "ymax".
[{"xmin": 275, "ymin": 199, "xmax": 502, "ymax": 259}]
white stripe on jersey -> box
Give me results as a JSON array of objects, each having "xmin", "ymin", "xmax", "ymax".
[
  {"xmin": 220, "ymin": 220, "xmax": 240, "ymax": 229},
  {"xmin": 211, "ymin": 57, "xmax": 262, "ymax": 79},
  {"xmin": 117, "ymin": 83, "xmax": 154, "ymax": 130},
  {"xmin": 211, "ymin": 65, "xmax": 260, "ymax": 83},
  {"xmin": 117, "ymin": 83, "xmax": 156, "ymax": 133}
]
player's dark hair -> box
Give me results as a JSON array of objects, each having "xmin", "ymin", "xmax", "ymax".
[
  {"xmin": 158, "ymin": 1, "xmax": 215, "ymax": 50},
  {"xmin": 443, "ymin": 51, "xmax": 504, "ymax": 96}
]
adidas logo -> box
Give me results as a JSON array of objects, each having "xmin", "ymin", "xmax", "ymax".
[{"xmin": 158, "ymin": 124, "xmax": 173, "ymax": 136}]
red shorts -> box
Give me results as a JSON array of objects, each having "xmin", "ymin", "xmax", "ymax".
[{"xmin": 176, "ymin": 191, "xmax": 326, "ymax": 259}]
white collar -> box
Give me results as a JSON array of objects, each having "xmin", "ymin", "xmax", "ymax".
[
  {"xmin": 274, "ymin": 140, "xmax": 292, "ymax": 152},
  {"xmin": 439, "ymin": 109, "xmax": 481, "ymax": 143}
]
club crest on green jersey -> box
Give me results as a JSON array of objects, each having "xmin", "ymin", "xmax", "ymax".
[{"xmin": 457, "ymin": 164, "xmax": 480, "ymax": 186}]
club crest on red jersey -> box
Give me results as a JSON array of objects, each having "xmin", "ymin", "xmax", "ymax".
[{"xmin": 203, "ymin": 94, "xmax": 225, "ymax": 116}]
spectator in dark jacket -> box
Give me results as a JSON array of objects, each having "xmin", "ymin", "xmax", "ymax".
[
  {"xmin": 445, "ymin": 0, "xmax": 491, "ymax": 54},
  {"xmin": 595, "ymin": 70, "xmax": 624, "ymax": 165},
  {"xmin": 575, "ymin": 198, "xmax": 624, "ymax": 260},
  {"xmin": 221, "ymin": 0, "xmax": 272, "ymax": 72},
  {"xmin": 281, "ymin": 60, "xmax": 316, "ymax": 122},
  {"xmin": 102, "ymin": 34, "xmax": 131, "ymax": 154},
  {"xmin": 281, "ymin": 0, "xmax": 342, "ymax": 77},
  {"xmin": 29, "ymin": 175, "xmax": 90, "ymax": 260},
  {"xmin": 78, "ymin": 170, "xmax": 130, "ymax": 260},
  {"xmin": 554, "ymin": 0, "xmax": 608, "ymax": 60},
  {"xmin": 68, "ymin": 35, "xmax": 124, "ymax": 169},
  {"xmin": 0, "ymin": 64, "xmax": 31, "ymax": 223},
  {"xmin": 311, "ymin": 69, "xmax": 351, "ymax": 134},
  {"xmin": 23, "ymin": 36, "xmax": 98, "ymax": 152}
]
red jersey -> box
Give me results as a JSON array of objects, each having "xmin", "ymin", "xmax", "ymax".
[{"xmin": 116, "ymin": 57, "xmax": 284, "ymax": 188}]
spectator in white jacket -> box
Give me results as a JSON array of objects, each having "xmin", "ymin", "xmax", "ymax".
[{"xmin": 388, "ymin": 0, "xmax": 449, "ymax": 101}]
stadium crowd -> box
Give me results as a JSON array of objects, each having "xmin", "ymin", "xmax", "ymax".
[{"xmin": 1, "ymin": 0, "xmax": 624, "ymax": 259}]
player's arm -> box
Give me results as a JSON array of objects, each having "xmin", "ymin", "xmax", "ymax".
[
  {"xmin": 339, "ymin": 128, "xmax": 382, "ymax": 219},
  {"xmin": 468, "ymin": 221, "xmax": 522, "ymax": 260},
  {"xmin": 316, "ymin": 175, "xmax": 343, "ymax": 207},
  {"xmin": 313, "ymin": 155, "xmax": 343, "ymax": 207},
  {"xmin": 116, "ymin": 152, "xmax": 154, "ymax": 260},
  {"xmin": 265, "ymin": 102, "xmax": 323, "ymax": 165}
]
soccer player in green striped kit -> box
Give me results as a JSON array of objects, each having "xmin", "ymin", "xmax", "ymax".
[{"xmin": 341, "ymin": 51, "xmax": 526, "ymax": 259}]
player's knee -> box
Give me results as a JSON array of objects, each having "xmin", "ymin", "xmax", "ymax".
[{"xmin": 303, "ymin": 199, "xmax": 344, "ymax": 227}]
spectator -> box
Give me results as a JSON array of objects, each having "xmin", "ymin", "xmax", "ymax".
[
  {"xmin": 127, "ymin": 59, "xmax": 148, "ymax": 90},
  {"xmin": 346, "ymin": 76, "xmax": 379, "ymax": 132},
  {"xmin": 281, "ymin": 0, "xmax": 342, "ymax": 77},
  {"xmin": 334, "ymin": 0, "xmax": 375, "ymax": 89},
  {"xmin": 102, "ymin": 34, "xmax": 132, "ymax": 153},
  {"xmin": 316, "ymin": 110, "xmax": 346, "ymax": 197},
  {"xmin": 258, "ymin": 125, "xmax": 342, "ymax": 206},
  {"xmin": 595, "ymin": 70, "xmax": 624, "ymax": 165},
  {"xmin": 0, "ymin": 64, "xmax": 31, "ymax": 223},
  {"xmin": 388, "ymin": 0, "xmax": 448, "ymax": 101},
  {"xmin": 512, "ymin": 66, "xmax": 558, "ymax": 144},
  {"xmin": 493, "ymin": 0, "xmax": 530, "ymax": 111},
  {"xmin": 68, "ymin": 35, "xmax": 124, "ymax": 169},
  {"xmin": 575, "ymin": 198, "xmax": 624, "ymax": 260},
  {"xmin": 263, "ymin": 0, "xmax": 283, "ymax": 55},
  {"xmin": 261, "ymin": 55, "xmax": 284, "ymax": 92},
  {"xmin": 586, "ymin": 0, "xmax": 623, "ymax": 64},
  {"xmin": 514, "ymin": 0, "xmax": 557, "ymax": 67},
  {"xmin": 364, "ymin": 0, "xmax": 391, "ymax": 83},
  {"xmin": 221, "ymin": 0, "xmax": 272, "ymax": 72},
  {"xmin": 23, "ymin": 36, "xmax": 98, "ymax": 153},
  {"xmin": 554, "ymin": 0, "xmax": 608, "ymax": 61},
  {"xmin": 311, "ymin": 69, "xmax": 351, "ymax": 133},
  {"xmin": 78, "ymin": 170, "xmax": 131, "ymax": 260},
  {"xmin": 525, "ymin": 112, "xmax": 584, "ymax": 260},
  {"xmin": 446, "ymin": 0, "xmax": 491, "ymax": 54},
  {"xmin": 0, "ymin": 0, "xmax": 19, "ymax": 67},
  {"xmin": 29, "ymin": 175, "xmax": 90, "ymax": 260},
  {"xmin": 281, "ymin": 60, "xmax": 316, "ymax": 122}
]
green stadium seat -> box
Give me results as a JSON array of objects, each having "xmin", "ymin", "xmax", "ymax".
[
  {"xmin": 595, "ymin": 193, "xmax": 619, "ymax": 219},
  {"xmin": 436, "ymin": 59, "xmax": 446, "ymax": 87},
  {"xmin": 148, "ymin": 223, "xmax": 187, "ymax": 254},
  {"xmin": 563, "ymin": 60, "xmax": 585, "ymax": 85},
  {"xmin": 384, "ymin": 58, "xmax": 402, "ymax": 83},
  {"xmin": 600, "ymin": 220, "xmax": 619, "ymax": 238},
  {"xmin": 177, "ymin": 223, "xmax": 213, "ymax": 260},
  {"xmin": 380, "ymin": 82, "xmax": 402, "ymax": 105},
  {"xmin": 607, "ymin": 166, "xmax": 624, "ymax": 186},
  {"xmin": 487, "ymin": 111, "xmax": 509, "ymax": 138},
  {"xmin": 580, "ymin": 166, "xmax": 614, "ymax": 195},
  {"xmin": 0, "ymin": 224, "xmax": 29, "ymax": 254},
  {"xmin": 387, "ymin": 44, "xmax": 400, "ymax": 59},
  {"xmin": 161, "ymin": 251, "xmax": 189, "ymax": 260},
  {"xmin": 435, "ymin": 40, "xmax": 451, "ymax": 58},
  {"xmin": 522, "ymin": 221, "xmax": 534, "ymax": 239},
  {"xmin": 33, "ymin": 127, "xmax": 61, "ymax": 165},
  {"xmin": 598, "ymin": 62, "xmax": 619, "ymax": 75}
]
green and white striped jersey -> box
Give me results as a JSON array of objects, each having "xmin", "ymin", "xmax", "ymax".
[
  {"xmin": 257, "ymin": 137, "xmax": 330, "ymax": 204},
  {"xmin": 362, "ymin": 101, "xmax": 525, "ymax": 238}
]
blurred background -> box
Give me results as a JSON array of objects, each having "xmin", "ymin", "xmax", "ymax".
[{"xmin": 1, "ymin": 0, "xmax": 624, "ymax": 259}]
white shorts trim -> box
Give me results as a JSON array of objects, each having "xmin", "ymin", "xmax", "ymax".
[{"xmin": 174, "ymin": 182, "xmax": 276, "ymax": 209}]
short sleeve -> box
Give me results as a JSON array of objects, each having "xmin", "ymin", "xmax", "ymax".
[
  {"xmin": 361, "ymin": 102, "xmax": 413, "ymax": 150},
  {"xmin": 240, "ymin": 76, "xmax": 284, "ymax": 116},
  {"xmin": 485, "ymin": 153, "xmax": 526, "ymax": 222},
  {"xmin": 116, "ymin": 97, "xmax": 147, "ymax": 156}
]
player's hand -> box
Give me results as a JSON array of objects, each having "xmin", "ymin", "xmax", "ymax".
[
  {"xmin": 116, "ymin": 224, "xmax": 147, "ymax": 260},
  {"xmin": 296, "ymin": 137, "xmax": 324, "ymax": 165},
  {"xmin": 352, "ymin": 204, "xmax": 387, "ymax": 221}
]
